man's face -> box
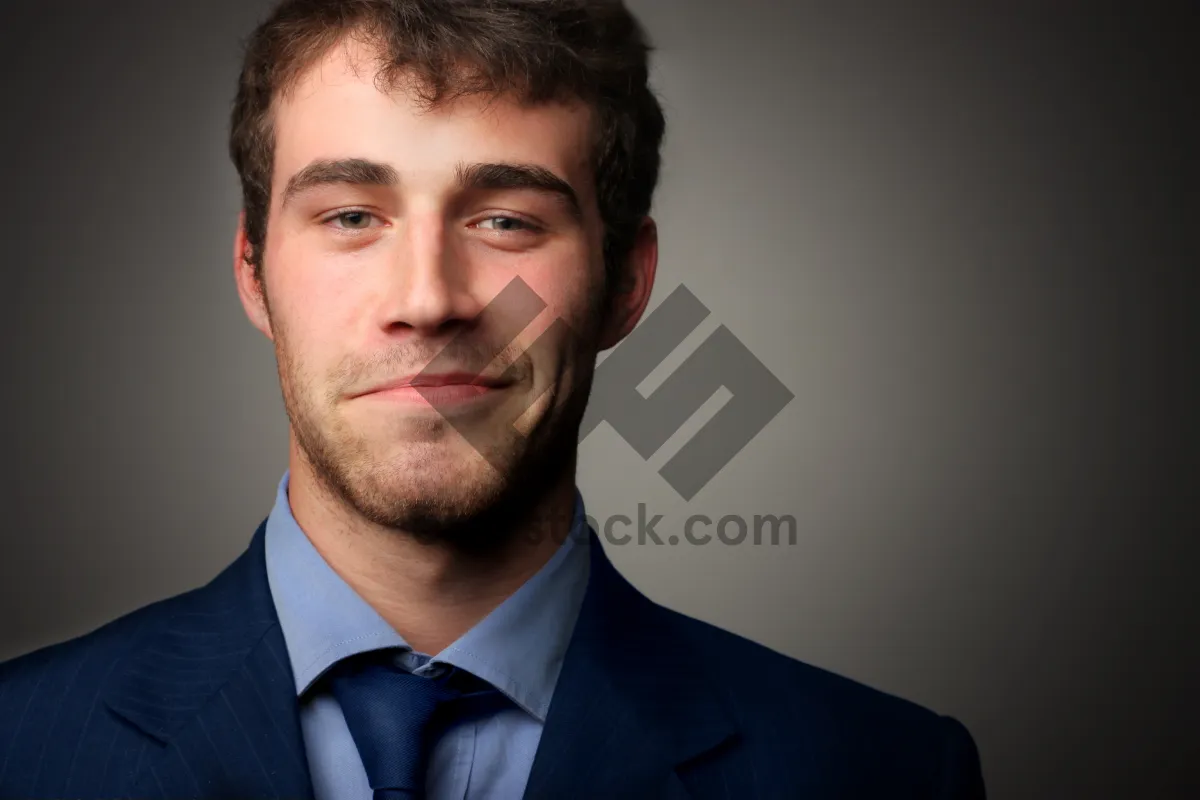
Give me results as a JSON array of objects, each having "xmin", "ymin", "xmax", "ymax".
[{"xmin": 236, "ymin": 40, "xmax": 649, "ymax": 537}]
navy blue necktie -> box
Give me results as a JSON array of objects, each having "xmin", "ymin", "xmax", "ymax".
[{"xmin": 328, "ymin": 652, "xmax": 503, "ymax": 800}]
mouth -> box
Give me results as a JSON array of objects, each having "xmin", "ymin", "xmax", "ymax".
[{"xmin": 350, "ymin": 372, "xmax": 512, "ymax": 408}]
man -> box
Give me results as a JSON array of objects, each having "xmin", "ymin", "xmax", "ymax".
[{"xmin": 0, "ymin": 0, "xmax": 985, "ymax": 797}]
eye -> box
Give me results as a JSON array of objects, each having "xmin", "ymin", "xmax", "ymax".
[
  {"xmin": 476, "ymin": 216, "xmax": 538, "ymax": 233},
  {"xmin": 324, "ymin": 209, "xmax": 377, "ymax": 230}
]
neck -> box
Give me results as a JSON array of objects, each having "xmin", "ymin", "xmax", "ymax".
[{"xmin": 285, "ymin": 444, "xmax": 577, "ymax": 656}]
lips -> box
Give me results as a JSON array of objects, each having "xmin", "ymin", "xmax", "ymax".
[
  {"xmin": 351, "ymin": 371, "xmax": 510, "ymax": 400},
  {"xmin": 400, "ymin": 372, "xmax": 506, "ymax": 389}
]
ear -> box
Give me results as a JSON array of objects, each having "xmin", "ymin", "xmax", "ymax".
[
  {"xmin": 598, "ymin": 216, "xmax": 658, "ymax": 351},
  {"xmin": 233, "ymin": 210, "xmax": 274, "ymax": 341}
]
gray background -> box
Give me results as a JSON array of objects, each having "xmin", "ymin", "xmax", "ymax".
[{"xmin": 1, "ymin": 2, "xmax": 1195, "ymax": 798}]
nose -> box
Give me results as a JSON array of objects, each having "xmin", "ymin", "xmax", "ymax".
[{"xmin": 379, "ymin": 210, "xmax": 483, "ymax": 334}]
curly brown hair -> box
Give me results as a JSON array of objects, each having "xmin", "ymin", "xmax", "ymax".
[{"xmin": 228, "ymin": 0, "xmax": 666, "ymax": 292}]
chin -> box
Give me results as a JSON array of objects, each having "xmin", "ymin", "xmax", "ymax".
[
  {"xmin": 332, "ymin": 437, "xmax": 526, "ymax": 538},
  {"xmin": 297, "ymin": 397, "xmax": 577, "ymax": 545}
]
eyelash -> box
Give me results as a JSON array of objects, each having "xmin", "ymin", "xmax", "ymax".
[
  {"xmin": 320, "ymin": 208, "xmax": 378, "ymax": 233},
  {"xmin": 319, "ymin": 209, "xmax": 542, "ymax": 235},
  {"xmin": 476, "ymin": 215, "xmax": 541, "ymax": 234}
]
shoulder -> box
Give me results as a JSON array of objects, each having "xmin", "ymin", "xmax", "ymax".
[
  {"xmin": 658, "ymin": 604, "xmax": 986, "ymax": 796},
  {"xmin": 0, "ymin": 583, "xmax": 204, "ymax": 715},
  {"xmin": 0, "ymin": 580, "xmax": 234, "ymax": 797},
  {"xmin": 0, "ymin": 524, "xmax": 266, "ymax": 705},
  {"xmin": 671, "ymin": 606, "xmax": 939, "ymax": 724}
]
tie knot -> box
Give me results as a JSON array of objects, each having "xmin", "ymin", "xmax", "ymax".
[{"xmin": 328, "ymin": 653, "xmax": 502, "ymax": 799}]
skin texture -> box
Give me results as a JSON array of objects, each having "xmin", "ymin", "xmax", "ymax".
[{"xmin": 232, "ymin": 37, "xmax": 657, "ymax": 654}]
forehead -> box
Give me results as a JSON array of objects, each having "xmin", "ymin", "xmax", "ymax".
[{"xmin": 269, "ymin": 38, "xmax": 596, "ymax": 198}]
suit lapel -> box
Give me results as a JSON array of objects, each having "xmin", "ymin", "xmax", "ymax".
[
  {"xmin": 100, "ymin": 522, "xmax": 740, "ymax": 798},
  {"xmin": 523, "ymin": 529, "xmax": 740, "ymax": 799},
  {"xmin": 103, "ymin": 520, "xmax": 315, "ymax": 800}
]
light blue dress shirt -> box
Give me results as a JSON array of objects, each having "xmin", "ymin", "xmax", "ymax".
[{"xmin": 263, "ymin": 470, "xmax": 591, "ymax": 800}]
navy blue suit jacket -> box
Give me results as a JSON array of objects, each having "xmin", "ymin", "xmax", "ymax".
[{"xmin": 0, "ymin": 521, "xmax": 985, "ymax": 798}]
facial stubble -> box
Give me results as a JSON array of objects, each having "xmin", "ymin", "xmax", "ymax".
[{"xmin": 266, "ymin": 288, "xmax": 603, "ymax": 553}]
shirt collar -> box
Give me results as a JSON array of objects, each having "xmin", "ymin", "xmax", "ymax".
[{"xmin": 264, "ymin": 470, "xmax": 591, "ymax": 722}]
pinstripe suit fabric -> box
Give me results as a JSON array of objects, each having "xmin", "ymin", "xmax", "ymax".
[{"xmin": 0, "ymin": 520, "xmax": 986, "ymax": 799}]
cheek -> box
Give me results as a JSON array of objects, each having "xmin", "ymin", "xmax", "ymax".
[
  {"xmin": 504, "ymin": 278, "xmax": 598, "ymax": 373},
  {"xmin": 268, "ymin": 238, "xmax": 361, "ymax": 329},
  {"xmin": 508, "ymin": 249, "xmax": 604, "ymax": 340},
  {"xmin": 266, "ymin": 274, "xmax": 355, "ymax": 385}
]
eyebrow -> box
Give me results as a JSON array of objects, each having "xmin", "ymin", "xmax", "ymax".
[
  {"xmin": 279, "ymin": 157, "xmax": 582, "ymax": 221},
  {"xmin": 455, "ymin": 161, "xmax": 582, "ymax": 222},
  {"xmin": 280, "ymin": 158, "xmax": 399, "ymax": 208}
]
